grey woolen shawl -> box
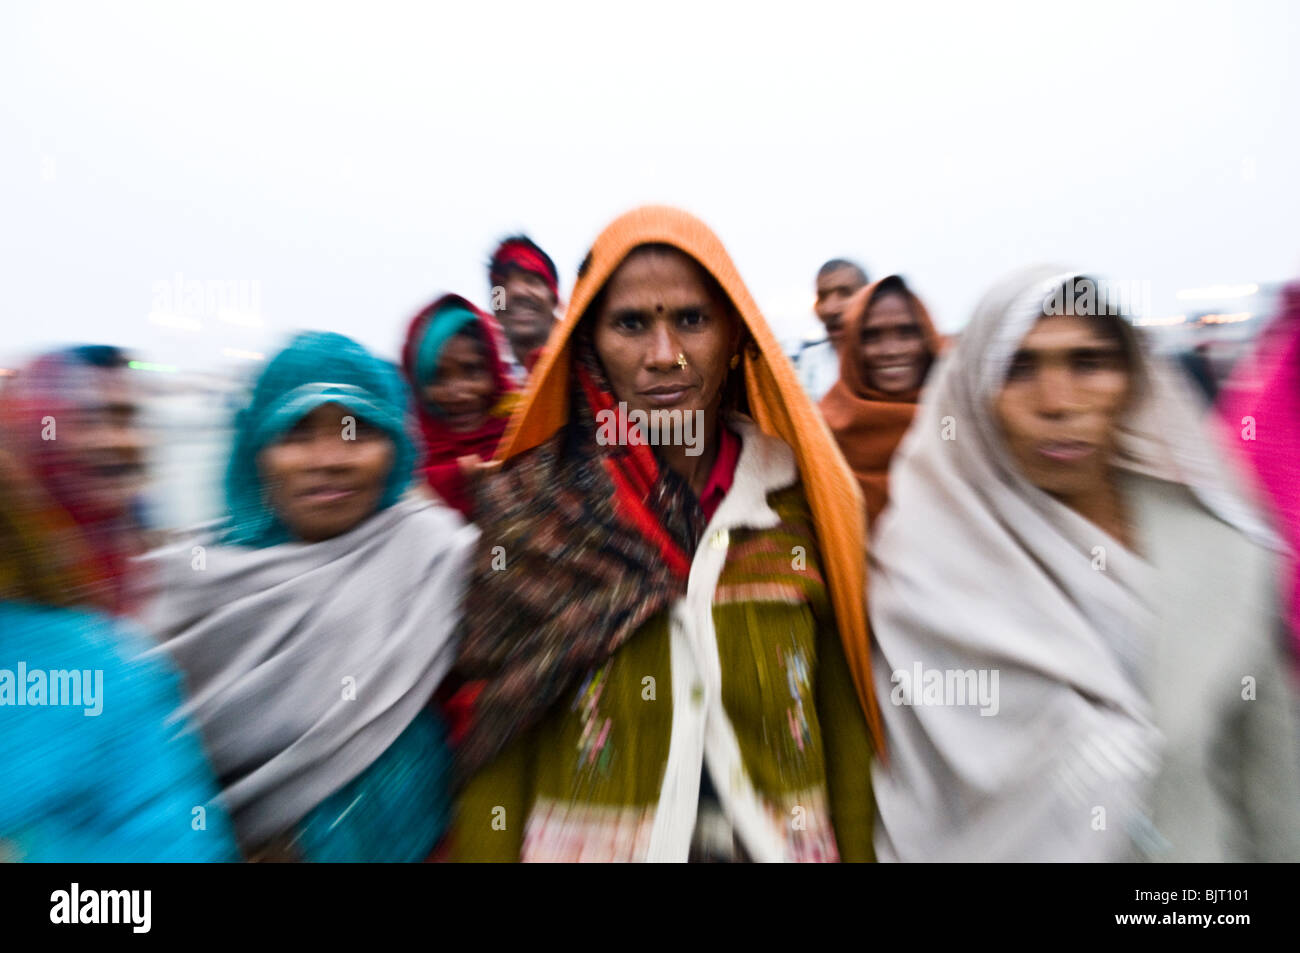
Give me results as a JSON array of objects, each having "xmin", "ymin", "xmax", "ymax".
[
  {"xmin": 868, "ymin": 265, "xmax": 1278, "ymax": 862},
  {"xmin": 139, "ymin": 498, "xmax": 478, "ymax": 850}
]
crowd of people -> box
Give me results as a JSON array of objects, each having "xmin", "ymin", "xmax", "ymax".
[{"xmin": 2, "ymin": 204, "xmax": 1298, "ymax": 862}]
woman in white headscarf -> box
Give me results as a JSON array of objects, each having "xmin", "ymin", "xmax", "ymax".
[{"xmin": 869, "ymin": 266, "xmax": 1300, "ymax": 862}]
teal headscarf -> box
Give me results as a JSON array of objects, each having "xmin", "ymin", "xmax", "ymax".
[
  {"xmin": 224, "ymin": 331, "xmax": 417, "ymax": 546},
  {"xmin": 413, "ymin": 305, "xmax": 480, "ymax": 392}
]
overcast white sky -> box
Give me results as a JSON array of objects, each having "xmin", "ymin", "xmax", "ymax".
[{"xmin": 2, "ymin": 0, "xmax": 1298, "ymax": 373}]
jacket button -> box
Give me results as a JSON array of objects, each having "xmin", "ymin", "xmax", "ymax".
[
  {"xmin": 691, "ymin": 682, "xmax": 704, "ymax": 706},
  {"xmin": 710, "ymin": 529, "xmax": 729, "ymax": 550}
]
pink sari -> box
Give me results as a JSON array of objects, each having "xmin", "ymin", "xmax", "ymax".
[{"xmin": 1219, "ymin": 282, "xmax": 1300, "ymax": 661}]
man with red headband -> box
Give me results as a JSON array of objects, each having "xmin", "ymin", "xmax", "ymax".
[{"xmin": 488, "ymin": 234, "xmax": 560, "ymax": 385}]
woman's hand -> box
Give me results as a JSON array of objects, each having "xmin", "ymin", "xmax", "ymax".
[{"xmin": 457, "ymin": 454, "xmax": 502, "ymax": 481}]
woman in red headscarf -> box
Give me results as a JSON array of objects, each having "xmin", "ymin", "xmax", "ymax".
[
  {"xmin": 0, "ymin": 346, "xmax": 147, "ymax": 614},
  {"xmin": 401, "ymin": 294, "xmax": 520, "ymax": 520}
]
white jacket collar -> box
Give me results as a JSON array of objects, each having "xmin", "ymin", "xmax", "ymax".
[{"xmin": 705, "ymin": 413, "xmax": 798, "ymax": 535}]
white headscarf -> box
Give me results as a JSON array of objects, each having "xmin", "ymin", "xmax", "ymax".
[{"xmin": 869, "ymin": 264, "xmax": 1276, "ymax": 862}]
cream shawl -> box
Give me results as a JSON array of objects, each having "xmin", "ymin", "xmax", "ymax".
[{"xmin": 868, "ymin": 265, "xmax": 1276, "ymax": 862}]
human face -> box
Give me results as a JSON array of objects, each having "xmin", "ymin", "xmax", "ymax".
[
  {"xmin": 257, "ymin": 403, "xmax": 394, "ymax": 542},
  {"xmin": 57, "ymin": 365, "xmax": 147, "ymax": 520},
  {"xmin": 994, "ymin": 315, "xmax": 1133, "ymax": 501},
  {"xmin": 422, "ymin": 332, "xmax": 495, "ymax": 433},
  {"xmin": 591, "ymin": 248, "xmax": 738, "ymax": 452},
  {"xmin": 497, "ymin": 269, "xmax": 558, "ymax": 356},
  {"xmin": 815, "ymin": 266, "xmax": 866, "ymax": 350},
  {"xmin": 859, "ymin": 291, "xmax": 928, "ymax": 395}
]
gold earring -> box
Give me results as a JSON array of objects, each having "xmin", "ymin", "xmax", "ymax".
[
  {"xmin": 729, "ymin": 353, "xmax": 740, "ymax": 369},
  {"xmin": 676, "ymin": 353, "xmax": 689, "ymax": 369}
]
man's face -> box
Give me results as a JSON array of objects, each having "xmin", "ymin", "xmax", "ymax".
[
  {"xmin": 815, "ymin": 266, "xmax": 866, "ymax": 350},
  {"xmin": 497, "ymin": 269, "xmax": 558, "ymax": 356}
]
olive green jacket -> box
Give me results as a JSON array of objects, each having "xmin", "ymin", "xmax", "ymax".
[{"xmin": 452, "ymin": 419, "xmax": 874, "ymax": 861}]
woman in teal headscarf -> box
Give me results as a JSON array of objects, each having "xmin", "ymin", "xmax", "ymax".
[{"xmin": 139, "ymin": 331, "xmax": 478, "ymax": 861}]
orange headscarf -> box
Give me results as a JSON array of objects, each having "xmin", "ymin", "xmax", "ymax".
[
  {"xmin": 819, "ymin": 277, "xmax": 943, "ymax": 526},
  {"xmin": 497, "ymin": 205, "xmax": 884, "ymax": 752}
]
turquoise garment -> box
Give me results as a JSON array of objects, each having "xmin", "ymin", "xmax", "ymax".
[
  {"xmin": 224, "ymin": 331, "xmax": 417, "ymax": 546},
  {"xmin": 293, "ymin": 708, "xmax": 452, "ymax": 862},
  {"xmin": 0, "ymin": 602, "xmax": 238, "ymax": 862},
  {"xmin": 414, "ymin": 305, "xmax": 479, "ymax": 392}
]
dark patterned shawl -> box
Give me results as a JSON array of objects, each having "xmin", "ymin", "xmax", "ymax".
[{"xmin": 453, "ymin": 334, "xmax": 709, "ymax": 779}]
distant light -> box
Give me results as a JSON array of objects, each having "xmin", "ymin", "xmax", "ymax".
[
  {"xmin": 222, "ymin": 347, "xmax": 264, "ymax": 361},
  {"xmin": 1199, "ymin": 312, "xmax": 1252, "ymax": 325},
  {"xmin": 216, "ymin": 308, "xmax": 263, "ymax": 329},
  {"xmin": 1175, "ymin": 283, "xmax": 1258, "ymax": 302},
  {"xmin": 129, "ymin": 360, "xmax": 180, "ymax": 373},
  {"xmin": 0, "ymin": 368, "xmax": 14, "ymax": 377},
  {"xmin": 1134, "ymin": 314, "xmax": 1187, "ymax": 327},
  {"xmin": 149, "ymin": 311, "xmax": 202, "ymax": 332}
]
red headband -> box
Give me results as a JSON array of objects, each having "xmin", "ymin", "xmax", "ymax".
[{"xmin": 492, "ymin": 244, "xmax": 558, "ymax": 299}]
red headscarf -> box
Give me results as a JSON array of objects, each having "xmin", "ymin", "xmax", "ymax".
[{"xmin": 401, "ymin": 294, "xmax": 519, "ymax": 518}]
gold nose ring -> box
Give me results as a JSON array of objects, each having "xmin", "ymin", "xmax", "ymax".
[{"xmin": 676, "ymin": 353, "xmax": 689, "ymax": 369}]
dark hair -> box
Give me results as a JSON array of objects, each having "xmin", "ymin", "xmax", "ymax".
[
  {"xmin": 450, "ymin": 324, "xmax": 487, "ymax": 355},
  {"xmin": 1039, "ymin": 277, "xmax": 1141, "ymax": 372},
  {"xmin": 581, "ymin": 243, "xmax": 738, "ymax": 329},
  {"xmin": 868, "ymin": 274, "xmax": 909, "ymax": 302},
  {"xmin": 1026, "ymin": 277, "xmax": 1144, "ymax": 406},
  {"xmin": 578, "ymin": 243, "xmax": 750, "ymax": 413},
  {"xmin": 817, "ymin": 258, "xmax": 868, "ymax": 286},
  {"xmin": 862, "ymin": 275, "xmax": 936, "ymax": 386},
  {"xmin": 488, "ymin": 234, "xmax": 558, "ymax": 288},
  {"xmin": 67, "ymin": 345, "xmax": 129, "ymax": 369}
]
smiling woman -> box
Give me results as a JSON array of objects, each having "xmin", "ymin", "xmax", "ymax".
[
  {"xmin": 257, "ymin": 402, "xmax": 393, "ymax": 542},
  {"xmin": 139, "ymin": 331, "xmax": 479, "ymax": 862},
  {"xmin": 0, "ymin": 346, "xmax": 149, "ymax": 613},
  {"xmin": 820, "ymin": 276, "xmax": 943, "ymax": 526},
  {"xmin": 400, "ymin": 294, "xmax": 520, "ymax": 519}
]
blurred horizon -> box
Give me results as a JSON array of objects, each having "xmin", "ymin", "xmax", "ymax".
[{"xmin": 2, "ymin": 0, "xmax": 1299, "ymax": 375}]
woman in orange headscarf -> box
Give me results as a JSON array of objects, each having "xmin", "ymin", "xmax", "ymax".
[
  {"xmin": 819, "ymin": 276, "xmax": 943, "ymax": 527},
  {"xmin": 450, "ymin": 206, "xmax": 881, "ymax": 862}
]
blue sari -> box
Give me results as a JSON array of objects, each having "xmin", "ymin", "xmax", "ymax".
[{"xmin": 0, "ymin": 602, "xmax": 238, "ymax": 862}]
